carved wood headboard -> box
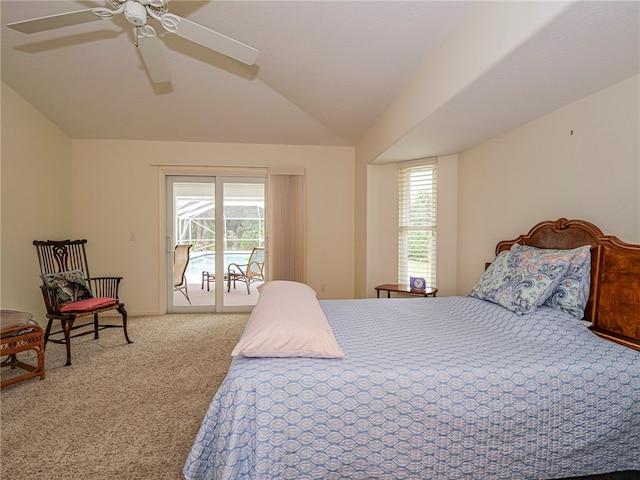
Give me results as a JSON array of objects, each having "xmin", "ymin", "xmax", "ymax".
[{"xmin": 495, "ymin": 218, "xmax": 640, "ymax": 351}]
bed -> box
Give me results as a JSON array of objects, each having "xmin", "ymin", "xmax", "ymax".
[{"xmin": 184, "ymin": 218, "xmax": 640, "ymax": 479}]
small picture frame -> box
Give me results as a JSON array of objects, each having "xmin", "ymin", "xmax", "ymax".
[{"xmin": 410, "ymin": 276, "xmax": 426, "ymax": 291}]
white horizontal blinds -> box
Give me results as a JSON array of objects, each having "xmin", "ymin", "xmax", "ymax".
[{"xmin": 398, "ymin": 161, "xmax": 437, "ymax": 288}]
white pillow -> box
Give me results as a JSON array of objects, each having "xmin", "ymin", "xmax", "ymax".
[{"xmin": 232, "ymin": 281, "xmax": 344, "ymax": 358}]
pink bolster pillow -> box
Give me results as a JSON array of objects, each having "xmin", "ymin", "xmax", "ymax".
[{"xmin": 232, "ymin": 281, "xmax": 344, "ymax": 358}]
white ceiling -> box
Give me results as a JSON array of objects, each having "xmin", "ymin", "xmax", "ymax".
[{"xmin": 2, "ymin": 1, "xmax": 639, "ymax": 163}]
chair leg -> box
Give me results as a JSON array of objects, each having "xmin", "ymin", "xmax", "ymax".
[
  {"xmin": 118, "ymin": 304, "xmax": 133, "ymax": 344},
  {"xmin": 36, "ymin": 343, "xmax": 45, "ymax": 380},
  {"xmin": 94, "ymin": 313, "xmax": 100, "ymax": 340},
  {"xmin": 178, "ymin": 275, "xmax": 192, "ymax": 304},
  {"xmin": 227, "ymin": 274, "xmax": 238, "ymax": 292},
  {"xmin": 4, "ymin": 354, "xmax": 18, "ymax": 369},
  {"xmin": 202, "ymin": 271, "xmax": 213, "ymax": 291},
  {"xmin": 60, "ymin": 318, "xmax": 73, "ymax": 366},
  {"xmin": 44, "ymin": 319, "xmax": 54, "ymax": 347}
]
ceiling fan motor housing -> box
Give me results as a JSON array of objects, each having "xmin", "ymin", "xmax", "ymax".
[{"xmin": 124, "ymin": 1, "xmax": 148, "ymax": 26}]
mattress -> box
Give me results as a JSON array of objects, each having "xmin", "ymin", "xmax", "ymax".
[{"xmin": 184, "ymin": 296, "xmax": 640, "ymax": 479}]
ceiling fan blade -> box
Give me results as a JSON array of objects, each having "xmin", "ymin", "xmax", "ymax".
[
  {"xmin": 170, "ymin": 16, "xmax": 259, "ymax": 66},
  {"xmin": 7, "ymin": 9, "xmax": 101, "ymax": 34},
  {"xmin": 136, "ymin": 27, "xmax": 172, "ymax": 83}
]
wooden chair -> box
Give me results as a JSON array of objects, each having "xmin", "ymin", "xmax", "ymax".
[
  {"xmin": 173, "ymin": 245, "xmax": 192, "ymax": 304},
  {"xmin": 1, "ymin": 310, "xmax": 45, "ymax": 388},
  {"xmin": 33, "ymin": 239, "xmax": 132, "ymax": 366},
  {"xmin": 227, "ymin": 247, "xmax": 265, "ymax": 294}
]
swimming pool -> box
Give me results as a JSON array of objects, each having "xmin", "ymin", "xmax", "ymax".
[{"xmin": 185, "ymin": 251, "xmax": 252, "ymax": 281}]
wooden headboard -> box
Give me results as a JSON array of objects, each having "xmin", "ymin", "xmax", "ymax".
[{"xmin": 495, "ymin": 218, "xmax": 640, "ymax": 351}]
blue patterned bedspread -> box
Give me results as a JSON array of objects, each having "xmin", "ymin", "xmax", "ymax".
[{"xmin": 184, "ymin": 296, "xmax": 640, "ymax": 479}]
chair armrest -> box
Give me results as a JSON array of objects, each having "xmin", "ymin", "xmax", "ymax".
[
  {"xmin": 39, "ymin": 285, "xmax": 63, "ymax": 315},
  {"xmin": 228, "ymin": 263, "xmax": 248, "ymax": 275},
  {"xmin": 90, "ymin": 276, "xmax": 123, "ymax": 299},
  {"xmin": 247, "ymin": 261, "xmax": 264, "ymax": 279}
]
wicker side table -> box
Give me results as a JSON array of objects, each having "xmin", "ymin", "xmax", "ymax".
[{"xmin": 1, "ymin": 310, "xmax": 45, "ymax": 388}]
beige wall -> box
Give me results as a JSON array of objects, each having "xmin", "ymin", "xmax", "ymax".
[
  {"xmin": 457, "ymin": 74, "xmax": 640, "ymax": 295},
  {"xmin": 353, "ymin": 149, "xmax": 368, "ymax": 297},
  {"xmin": 434, "ymin": 155, "xmax": 458, "ymax": 295},
  {"xmin": 366, "ymin": 162, "xmax": 397, "ymax": 294},
  {"xmin": 1, "ymin": 82, "xmax": 72, "ymax": 318},
  {"xmin": 71, "ymin": 140, "xmax": 355, "ymax": 314},
  {"xmin": 365, "ymin": 155, "xmax": 458, "ymax": 298},
  {"xmin": 3, "ymin": 72, "xmax": 638, "ymax": 317}
]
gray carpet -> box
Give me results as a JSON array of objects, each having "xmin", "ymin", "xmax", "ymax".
[{"xmin": 1, "ymin": 313, "xmax": 248, "ymax": 480}]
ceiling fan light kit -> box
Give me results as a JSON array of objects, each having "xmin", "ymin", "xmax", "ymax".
[
  {"xmin": 7, "ymin": 0, "xmax": 258, "ymax": 85},
  {"xmin": 123, "ymin": 1, "xmax": 149, "ymax": 26}
]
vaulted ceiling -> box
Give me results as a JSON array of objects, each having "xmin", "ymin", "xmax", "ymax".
[{"xmin": 2, "ymin": 1, "xmax": 638, "ymax": 163}]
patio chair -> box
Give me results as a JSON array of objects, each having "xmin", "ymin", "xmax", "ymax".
[
  {"xmin": 227, "ymin": 247, "xmax": 265, "ymax": 294},
  {"xmin": 1, "ymin": 310, "xmax": 45, "ymax": 388},
  {"xmin": 33, "ymin": 239, "xmax": 131, "ymax": 366},
  {"xmin": 174, "ymin": 244, "xmax": 192, "ymax": 304}
]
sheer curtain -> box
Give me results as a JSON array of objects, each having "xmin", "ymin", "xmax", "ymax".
[{"xmin": 268, "ymin": 172, "xmax": 305, "ymax": 282}]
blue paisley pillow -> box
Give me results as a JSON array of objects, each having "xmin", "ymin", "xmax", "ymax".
[
  {"xmin": 469, "ymin": 247, "xmax": 572, "ymax": 315},
  {"xmin": 510, "ymin": 244, "xmax": 591, "ymax": 318}
]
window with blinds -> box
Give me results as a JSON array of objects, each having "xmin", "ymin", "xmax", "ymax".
[{"xmin": 398, "ymin": 161, "xmax": 437, "ymax": 288}]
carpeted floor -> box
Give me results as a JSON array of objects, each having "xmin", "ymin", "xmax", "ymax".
[
  {"xmin": 1, "ymin": 313, "xmax": 248, "ymax": 480},
  {"xmin": 2, "ymin": 314, "xmax": 639, "ymax": 480}
]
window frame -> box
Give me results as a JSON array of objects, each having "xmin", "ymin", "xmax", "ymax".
[{"xmin": 397, "ymin": 159, "xmax": 437, "ymax": 288}]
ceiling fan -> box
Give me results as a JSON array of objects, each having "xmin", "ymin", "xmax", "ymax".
[{"xmin": 7, "ymin": 0, "xmax": 259, "ymax": 84}]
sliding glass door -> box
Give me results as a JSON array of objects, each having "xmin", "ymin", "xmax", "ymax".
[{"xmin": 166, "ymin": 175, "xmax": 266, "ymax": 313}]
